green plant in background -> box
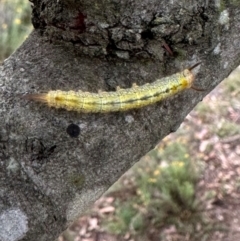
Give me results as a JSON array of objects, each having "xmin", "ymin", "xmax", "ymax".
[
  {"xmin": 223, "ymin": 67, "xmax": 240, "ymax": 96},
  {"xmin": 0, "ymin": 0, "xmax": 32, "ymax": 61},
  {"xmin": 215, "ymin": 120, "xmax": 240, "ymax": 138},
  {"xmin": 103, "ymin": 142, "xmax": 212, "ymax": 240},
  {"xmin": 106, "ymin": 201, "xmax": 140, "ymax": 235}
]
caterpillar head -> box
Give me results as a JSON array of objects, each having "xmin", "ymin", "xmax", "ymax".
[{"xmin": 188, "ymin": 62, "xmax": 204, "ymax": 91}]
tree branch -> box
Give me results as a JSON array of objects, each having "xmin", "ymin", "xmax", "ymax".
[{"xmin": 0, "ymin": 0, "xmax": 239, "ymax": 240}]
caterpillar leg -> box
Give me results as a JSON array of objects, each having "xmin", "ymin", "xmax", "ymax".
[
  {"xmin": 116, "ymin": 86, "xmax": 122, "ymax": 91},
  {"xmin": 132, "ymin": 83, "xmax": 138, "ymax": 88}
]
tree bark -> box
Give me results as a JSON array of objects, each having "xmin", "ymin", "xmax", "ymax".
[{"xmin": 0, "ymin": 0, "xmax": 239, "ymax": 240}]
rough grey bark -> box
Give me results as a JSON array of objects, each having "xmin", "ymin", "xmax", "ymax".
[{"xmin": 0, "ymin": 0, "xmax": 239, "ymax": 240}]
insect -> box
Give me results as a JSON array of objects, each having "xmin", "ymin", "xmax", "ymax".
[{"xmin": 24, "ymin": 63, "xmax": 202, "ymax": 113}]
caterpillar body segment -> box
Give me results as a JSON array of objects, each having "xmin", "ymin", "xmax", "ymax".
[{"xmin": 24, "ymin": 65, "xmax": 200, "ymax": 113}]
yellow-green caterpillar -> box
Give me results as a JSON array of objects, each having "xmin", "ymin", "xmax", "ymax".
[{"xmin": 24, "ymin": 63, "xmax": 202, "ymax": 113}]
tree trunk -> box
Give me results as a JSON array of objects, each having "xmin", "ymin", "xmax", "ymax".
[{"xmin": 0, "ymin": 0, "xmax": 239, "ymax": 240}]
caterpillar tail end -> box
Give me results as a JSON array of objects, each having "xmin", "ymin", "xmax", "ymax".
[{"xmin": 22, "ymin": 93, "xmax": 48, "ymax": 103}]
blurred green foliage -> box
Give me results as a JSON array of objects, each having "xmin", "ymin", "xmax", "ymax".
[
  {"xmin": 103, "ymin": 142, "xmax": 211, "ymax": 240},
  {"xmin": 216, "ymin": 120, "xmax": 240, "ymax": 138},
  {"xmin": 0, "ymin": 0, "xmax": 32, "ymax": 61}
]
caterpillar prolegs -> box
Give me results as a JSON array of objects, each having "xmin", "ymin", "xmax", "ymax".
[{"xmin": 24, "ymin": 63, "xmax": 202, "ymax": 113}]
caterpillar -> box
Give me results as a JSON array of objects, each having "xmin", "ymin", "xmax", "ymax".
[{"xmin": 24, "ymin": 63, "xmax": 202, "ymax": 113}]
